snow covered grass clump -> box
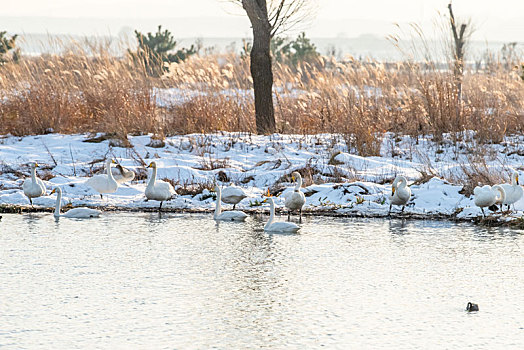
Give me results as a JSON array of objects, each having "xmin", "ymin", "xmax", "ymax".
[{"xmin": 1, "ymin": 132, "xmax": 523, "ymax": 224}]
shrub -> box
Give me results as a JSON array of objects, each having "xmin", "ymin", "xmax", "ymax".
[
  {"xmin": 0, "ymin": 31, "xmax": 20, "ymax": 64},
  {"xmin": 130, "ymin": 26, "xmax": 197, "ymax": 77}
]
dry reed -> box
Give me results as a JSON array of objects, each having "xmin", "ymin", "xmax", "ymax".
[{"xmin": 0, "ymin": 39, "xmax": 522, "ymax": 157}]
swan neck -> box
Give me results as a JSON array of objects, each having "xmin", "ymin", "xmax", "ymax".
[
  {"xmin": 106, "ymin": 161, "xmax": 115, "ymax": 181},
  {"xmin": 294, "ymin": 175, "xmax": 302, "ymax": 191},
  {"xmin": 214, "ymin": 187, "xmax": 222, "ymax": 218},
  {"xmin": 31, "ymin": 166, "xmax": 37, "ymax": 182},
  {"xmin": 512, "ymin": 173, "xmax": 517, "ymax": 186},
  {"xmin": 54, "ymin": 189, "xmax": 62, "ymax": 216},
  {"xmin": 147, "ymin": 166, "xmax": 157, "ymax": 188},
  {"xmin": 265, "ymin": 200, "xmax": 275, "ymax": 230},
  {"xmin": 394, "ymin": 176, "xmax": 406, "ymax": 189},
  {"xmin": 493, "ymin": 185, "xmax": 505, "ymax": 202}
]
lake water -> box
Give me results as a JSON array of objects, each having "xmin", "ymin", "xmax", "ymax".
[{"xmin": 1, "ymin": 213, "xmax": 523, "ymax": 349}]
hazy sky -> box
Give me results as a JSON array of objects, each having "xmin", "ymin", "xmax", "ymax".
[{"xmin": 2, "ymin": 0, "xmax": 524, "ymax": 41}]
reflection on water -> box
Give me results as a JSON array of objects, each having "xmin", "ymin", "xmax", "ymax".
[{"xmin": 0, "ymin": 213, "xmax": 523, "ymax": 349}]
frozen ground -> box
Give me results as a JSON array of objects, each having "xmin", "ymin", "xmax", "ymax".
[{"xmin": 0, "ymin": 132, "xmax": 523, "ymax": 222}]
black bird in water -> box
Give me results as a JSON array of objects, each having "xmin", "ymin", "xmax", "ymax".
[{"xmin": 466, "ymin": 302, "xmax": 479, "ymax": 312}]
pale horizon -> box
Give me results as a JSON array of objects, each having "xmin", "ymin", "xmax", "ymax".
[{"xmin": 2, "ymin": 0, "xmax": 524, "ymax": 42}]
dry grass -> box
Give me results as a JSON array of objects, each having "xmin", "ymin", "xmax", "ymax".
[{"xmin": 0, "ymin": 39, "xmax": 522, "ymax": 158}]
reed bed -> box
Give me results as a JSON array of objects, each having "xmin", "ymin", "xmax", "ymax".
[{"xmin": 0, "ymin": 42, "xmax": 522, "ymax": 155}]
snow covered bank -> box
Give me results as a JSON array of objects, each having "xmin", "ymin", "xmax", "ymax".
[{"xmin": 1, "ymin": 132, "xmax": 523, "ymax": 223}]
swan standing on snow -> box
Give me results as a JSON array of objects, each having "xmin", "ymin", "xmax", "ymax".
[
  {"xmin": 214, "ymin": 186, "xmax": 248, "ymax": 221},
  {"xmin": 473, "ymin": 185, "xmax": 505, "ymax": 217},
  {"xmin": 145, "ymin": 161, "xmax": 176, "ymax": 211},
  {"xmin": 498, "ymin": 171, "xmax": 523, "ymax": 211},
  {"xmin": 221, "ymin": 184, "xmax": 247, "ymax": 209},
  {"xmin": 112, "ymin": 164, "xmax": 135, "ymax": 184},
  {"xmin": 51, "ymin": 187, "xmax": 102, "ymax": 218},
  {"xmin": 264, "ymin": 197, "xmax": 300, "ymax": 233},
  {"xmin": 389, "ymin": 175, "xmax": 411, "ymax": 214},
  {"xmin": 86, "ymin": 159, "xmax": 118, "ymax": 199},
  {"xmin": 22, "ymin": 162, "xmax": 46, "ymax": 206},
  {"xmin": 284, "ymin": 171, "xmax": 306, "ymax": 221}
]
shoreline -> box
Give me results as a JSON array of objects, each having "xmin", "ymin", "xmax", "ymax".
[
  {"xmin": 1, "ymin": 133, "xmax": 523, "ymax": 228},
  {"xmin": 2, "ymin": 204, "xmax": 523, "ymax": 228}
]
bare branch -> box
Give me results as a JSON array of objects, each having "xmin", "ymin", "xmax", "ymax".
[{"xmin": 229, "ymin": 0, "xmax": 317, "ymax": 37}]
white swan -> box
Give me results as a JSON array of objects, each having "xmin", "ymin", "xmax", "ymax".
[
  {"xmin": 214, "ymin": 186, "xmax": 248, "ymax": 221},
  {"xmin": 51, "ymin": 187, "xmax": 102, "ymax": 218},
  {"xmin": 388, "ymin": 175, "xmax": 411, "ymax": 214},
  {"xmin": 112, "ymin": 164, "xmax": 135, "ymax": 184},
  {"xmin": 22, "ymin": 162, "xmax": 46, "ymax": 206},
  {"xmin": 473, "ymin": 184, "xmax": 505, "ymax": 217},
  {"xmin": 86, "ymin": 159, "xmax": 118, "ymax": 199},
  {"xmin": 221, "ymin": 184, "xmax": 247, "ymax": 209},
  {"xmin": 284, "ymin": 171, "xmax": 306, "ymax": 220},
  {"xmin": 498, "ymin": 171, "xmax": 523, "ymax": 211},
  {"xmin": 145, "ymin": 161, "xmax": 176, "ymax": 211},
  {"xmin": 264, "ymin": 197, "xmax": 300, "ymax": 233}
]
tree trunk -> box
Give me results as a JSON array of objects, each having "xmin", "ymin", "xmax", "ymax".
[
  {"xmin": 242, "ymin": 0, "xmax": 276, "ymax": 134},
  {"xmin": 448, "ymin": 2, "xmax": 466, "ymax": 128},
  {"xmin": 250, "ymin": 27, "xmax": 275, "ymax": 134}
]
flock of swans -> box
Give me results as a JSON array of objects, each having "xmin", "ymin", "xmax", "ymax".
[
  {"xmin": 18, "ymin": 159, "xmax": 524, "ymax": 231},
  {"xmin": 473, "ymin": 171, "xmax": 523, "ymax": 216}
]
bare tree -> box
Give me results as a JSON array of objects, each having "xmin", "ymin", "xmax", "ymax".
[
  {"xmin": 231, "ymin": 0, "xmax": 314, "ymax": 134},
  {"xmin": 447, "ymin": 2, "xmax": 471, "ymax": 104}
]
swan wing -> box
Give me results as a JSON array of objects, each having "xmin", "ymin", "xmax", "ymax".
[
  {"xmin": 474, "ymin": 186, "xmax": 497, "ymax": 207},
  {"xmin": 63, "ymin": 208, "xmax": 102, "ymax": 218},
  {"xmin": 397, "ymin": 187, "xmax": 411, "ymax": 202},
  {"xmin": 285, "ymin": 191, "xmax": 306, "ymax": 210},
  {"xmin": 222, "ymin": 186, "xmax": 247, "ymax": 204},
  {"xmin": 265, "ymin": 221, "xmax": 300, "ymax": 233},
  {"xmin": 499, "ymin": 183, "xmax": 523, "ymax": 204},
  {"xmin": 23, "ymin": 178, "xmax": 46, "ymax": 197},
  {"xmin": 86, "ymin": 175, "xmax": 118, "ymax": 193},
  {"xmin": 473, "ymin": 186, "xmax": 482, "ymax": 196},
  {"xmin": 146, "ymin": 180, "xmax": 176, "ymax": 201},
  {"xmin": 222, "ymin": 186, "xmax": 247, "ymax": 197},
  {"xmin": 216, "ymin": 210, "xmax": 248, "ymax": 221},
  {"xmin": 221, "ymin": 187, "xmax": 247, "ymax": 204}
]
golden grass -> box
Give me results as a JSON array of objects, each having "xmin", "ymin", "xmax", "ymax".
[{"xmin": 0, "ymin": 41, "xmax": 522, "ymax": 156}]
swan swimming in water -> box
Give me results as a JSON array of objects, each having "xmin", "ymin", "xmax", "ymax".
[
  {"xmin": 220, "ymin": 184, "xmax": 247, "ymax": 209},
  {"xmin": 473, "ymin": 184, "xmax": 505, "ymax": 217},
  {"xmin": 388, "ymin": 175, "xmax": 411, "ymax": 214},
  {"xmin": 51, "ymin": 187, "xmax": 102, "ymax": 218},
  {"xmin": 498, "ymin": 171, "xmax": 522, "ymax": 212},
  {"xmin": 264, "ymin": 197, "xmax": 300, "ymax": 233},
  {"xmin": 145, "ymin": 161, "xmax": 176, "ymax": 211},
  {"xmin": 214, "ymin": 186, "xmax": 248, "ymax": 221},
  {"xmin": 284, "ymin": 171, "xmax": 306, "ymax": 221},
  {"xmin": 22, "ymin": 162, "xmax": 46, "ymax": 206},
  {"xmin": 86, "ymin": 159, "xmax": 118, "ymax": 199}
]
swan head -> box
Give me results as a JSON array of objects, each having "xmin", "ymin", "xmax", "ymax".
[
  {"xmin": 291, "ymin": 171, "xmax": 300, "ymax": 182},
  {"xmin": 30, "ymin": 162, "xmax": 39, "ymax": 169},
  {"xmin": 391, "ymin": 186, "xmax": 396, "ymax": 196},
  {"xmin": 262, "ymin": 197, "xmax": 275, "ymax": 206},
  {"xmin": 147, "ymin": 161, "xmax": 157, "ymax": 169},
  {"xmin": 50, "ymin": 187, "xmax": 61, "ymax": 195}
]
